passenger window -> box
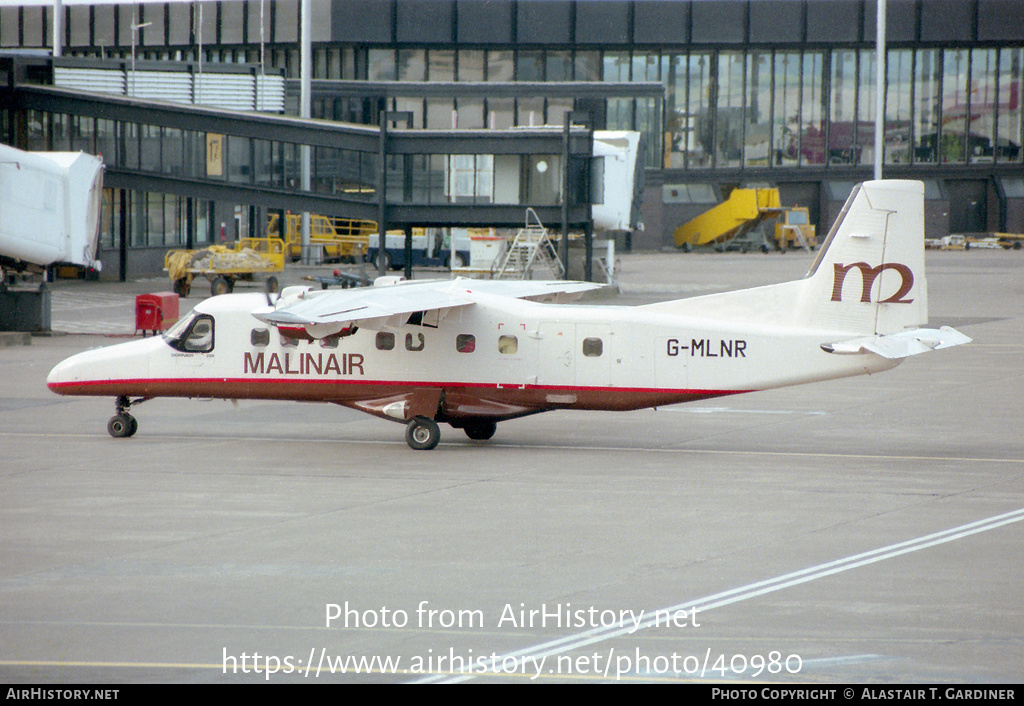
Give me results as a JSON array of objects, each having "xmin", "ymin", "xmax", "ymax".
[
  {"xmin": 251, "ymin": 328, "xmax": 270, "ymax": 347},
  {"xmin": 406, "ymin": 332, "xmax": 425, "ymax": 351},
  {"xmin": 582, "ymin": 337, "xmax": 603, "ymax": 357},
  {"xmin": 376, "ymin": 332, "xmax": 395, "ymax": 350},
  {"xmin": 498, "ymin": 335, "xmax": 518, "ymax": 354},
  {"xmin": 280, "ymin": 334, "xmax": 299, "ymax": 347},
  {"xmin": 456, "ymin": 334, "xmax": 476, "ymax": 353}
]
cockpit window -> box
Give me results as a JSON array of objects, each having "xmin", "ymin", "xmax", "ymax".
[{"xmin": 164, "ymin": 313, "xmax": 215, "ymax": 353}]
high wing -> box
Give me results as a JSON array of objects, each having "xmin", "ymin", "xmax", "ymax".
[{"xmin": 253, "ymin": 277, "xmax": 601, "ymax": 338}]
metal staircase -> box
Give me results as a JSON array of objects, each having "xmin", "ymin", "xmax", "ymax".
[{"xmin": 492, "ymin": 209, "xmax": 564, "ymax": 280}]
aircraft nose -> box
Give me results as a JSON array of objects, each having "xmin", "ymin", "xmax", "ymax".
[
  {"xmin": 46, "ymin": 357, "xmax": 72, "ymax": 391},
  {"xmin": 46, "ymin": 348, "xmax": 96, "ymax": 393},
  {"xmin": 47, "ymin": 339, "xmax": 157, "ymax": 396}
]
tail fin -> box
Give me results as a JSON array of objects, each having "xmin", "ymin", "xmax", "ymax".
[
  {"xmin": 798, "ymin": 179, "xmax": 926, "ymax": 335},
  {"xmin": 646, "ymin": 179, "xmax": 969, "ymax": 355}
]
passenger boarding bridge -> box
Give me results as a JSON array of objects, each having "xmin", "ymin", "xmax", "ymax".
[{"xmin": 2, "ymin": 55, "xmax": 650, "ymax": 281}]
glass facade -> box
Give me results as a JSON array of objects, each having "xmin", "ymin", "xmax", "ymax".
[
  {"xmin": 31, "ymin": 11, "xmax": 1021, "ymax": 176},
  {"xmin": 5, "ymin": 0, "xmax": 1024, "ymax": 265},
  {"xmin": 6, "ymin": 1, "xmax": 1022, "ymax": 177},
  {"xmin": 309, "ymin": 45, "xmax": 1023, "ymax": 173}
]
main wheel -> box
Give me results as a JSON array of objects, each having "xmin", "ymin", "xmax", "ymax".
[
  {"xmin": 463, "ymin": 420, "xmax": 497, "ymax": 441},
  {"xmin": 107, "ymin": 413, "xmax": 137, "ymax": 438},
  {"xmin": 405, "ymin": 416, "xmax": 441, "ymax": 450},
  {"xmin": 211, "ymin": 276, "xmax": 232, "ymax": 296}
]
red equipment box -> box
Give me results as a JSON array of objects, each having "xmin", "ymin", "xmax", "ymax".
[{"xmin": 135, "ymin": 292, "xmax": 179, "ymax": 336}]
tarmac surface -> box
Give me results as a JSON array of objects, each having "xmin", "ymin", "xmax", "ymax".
[{"xmin": 1, "ymin": 248, "xmax": 1022, "ymax": 683}]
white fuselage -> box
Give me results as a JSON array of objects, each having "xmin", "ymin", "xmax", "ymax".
[{"xmin": 48, "ymin": 290, "xmax": 898, "ymax": 422}]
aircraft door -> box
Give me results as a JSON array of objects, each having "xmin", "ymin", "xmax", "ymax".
[
  {"xmin": 574, "ymin": 323, "xmax": 612, "ymax": 387},
  {"xmin": 537, "ymin": 322, "xmax": 574, "ymax": 387},
  {"xmin": 537, "ymin": 322, "xmax": 614, "ymax": 388}
]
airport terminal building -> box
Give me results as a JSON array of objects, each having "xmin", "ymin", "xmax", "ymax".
[{"xmin": 2, "ymin": 0, "xmax": 1024, "ymax": 277}]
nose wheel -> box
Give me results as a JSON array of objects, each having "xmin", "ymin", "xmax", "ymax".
[
  {"xmin": 107, "ymin": 413, "xmax": 138, "ymax": 438},
  {"xmin": 107, "ymin": 395, "xmax": 146, "ymax": 438}
]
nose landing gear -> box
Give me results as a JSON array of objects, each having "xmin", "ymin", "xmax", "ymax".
[{"xmin": 107, "ymin": 395, "xmax": 149, "ymax": 438}]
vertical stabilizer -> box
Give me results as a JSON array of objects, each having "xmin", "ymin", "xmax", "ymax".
[{"xmin": 799, "ymin": 180, "xmax": 927, "ymax": 335}]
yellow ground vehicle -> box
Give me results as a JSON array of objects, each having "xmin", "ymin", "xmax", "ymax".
[
  {"xmin": 267, "ymin": 213, "xmax": 375, "ymax": 263},
  {"xmin": 936, "ymin": 234, "xmax": 1018, "ymax": 251},
  {"xmin": 165, "ymin": 237, "xmax": 285, "ymax": 297},
  {"xmin": 773, "ymin": 206, "xmax": 817, "ymax": 251},
  {"xmin": 991, "ymin": 233, "xmax": 1024, "ymax": 250},
  {"xmin": 673, "ymin": 187, "xmax": 816, "ymax": 252}
]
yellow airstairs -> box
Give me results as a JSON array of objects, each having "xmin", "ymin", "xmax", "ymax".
[{"xmin": 673, "ymin": 187, "xmax": 783, "ymax": 251}]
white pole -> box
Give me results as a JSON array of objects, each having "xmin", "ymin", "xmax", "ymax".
[
  {"xmin": 195, "ymin": 2, "xmax": 203, "ymax": 103},
  {"xmin": 874, "ymin": 0, "xmax": 886, "ymax": 181},
  {"xmin": 52, "ymin": 0, "xmax": 62, "ymax": 58}
]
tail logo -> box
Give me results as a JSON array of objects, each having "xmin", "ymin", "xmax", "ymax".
[{"xmin": 831, "ymin": 262, "xmax": 915, "ymax": 304}]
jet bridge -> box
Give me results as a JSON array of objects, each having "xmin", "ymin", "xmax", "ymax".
[{"xmin": 2, "ymin": 55, "xmax": 645, "ymax": 281}]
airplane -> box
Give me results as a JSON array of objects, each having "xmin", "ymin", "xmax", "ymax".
[{"xmin": 48, "ymin": 180, "xmax": 970, "ymax": 450}]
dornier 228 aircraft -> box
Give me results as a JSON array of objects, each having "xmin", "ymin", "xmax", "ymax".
[{"xmin": 49, "ymin": 180, "xmax": 970, "ymax": 450}]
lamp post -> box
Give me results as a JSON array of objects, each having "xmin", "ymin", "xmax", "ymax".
[
  {"xmin": 874, "ymin": 0, "xmax": 886, "ymax": 180},
  {"xmin": 130, "ymin": 12, "xmax": 152, "ymax": 97},
  {"xmin": 52, "ymin": 0, "xmax": 62, "ymax": 58}
]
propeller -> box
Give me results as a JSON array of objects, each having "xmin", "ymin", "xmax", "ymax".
[{"xmin": 264, "ymin": 276, "xmax": 280, "ymax": 307}]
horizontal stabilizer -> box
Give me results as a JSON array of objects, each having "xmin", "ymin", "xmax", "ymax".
[{"xmin": 822, "ymin": 326, "xmax": 972, "ymax": 359}]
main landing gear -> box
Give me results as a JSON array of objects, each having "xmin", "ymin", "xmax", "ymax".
[
  {"xmin": 405, "ymin": 416, "xmax": 441, "ymax": 450},
  {"xmin": 107, "ymin": 395, "xmax": 148, "ymax": 438},
  {"xmin": 462, "ymin": 420, "xmax": 497, "ymax": 441},
  {"xmin": 403, "ymin": 416, "xmax": 500, "ymax": 449}
]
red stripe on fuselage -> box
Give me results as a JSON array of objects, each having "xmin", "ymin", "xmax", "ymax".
[{"xmin": 47, "ymin": 376, "xmax": 753, "ymax": 411}]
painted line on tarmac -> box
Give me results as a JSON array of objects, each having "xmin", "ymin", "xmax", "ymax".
[
  {"xmin": 417, "ymin": 507, "xmax": 1024, "ymax": 683},
  {"xmin": 2, "ymin": 430, "xmax": 1023, "ymax": 466},
  {"xmin": 3, "ymin": 511, "xmax": 1021, "ymax": 681}
]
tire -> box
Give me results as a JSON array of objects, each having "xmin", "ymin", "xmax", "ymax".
[
  {"xmin": 211, "ymin": 276, "xmax": 232, "ymax": 296},
  {"xmin": 463, "ymin": 420, "xmax": 497, "ymax": 441},
  {"xmin": 173, "ymin": 278, "xmax": 191, "ymax": 297},
  {"xmin": 447, "ymin": 253, "xmax": 467, "ymax": 268},
  {"xmin": 108, "ymin": 414, "xmax": 136, "ymax": 438},
  {"xmin": 374, "ymin": 251, "xmax": 392, "ymax": 272},
  {"xmin": 405, "ymin": 416, "xmax": 441, "ymax": 450}
]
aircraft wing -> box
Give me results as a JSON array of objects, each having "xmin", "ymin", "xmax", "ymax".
[
  {"xmin": 253, "ymin": 278, "xmax": 601, "ymax": 335},
  {"xmin": 821, "ymin": 326, "xmax": 972, "ymax": 359},
  {"xmin": 452, "ymin": 278, "xmax": 602, "ymax": 302}
]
